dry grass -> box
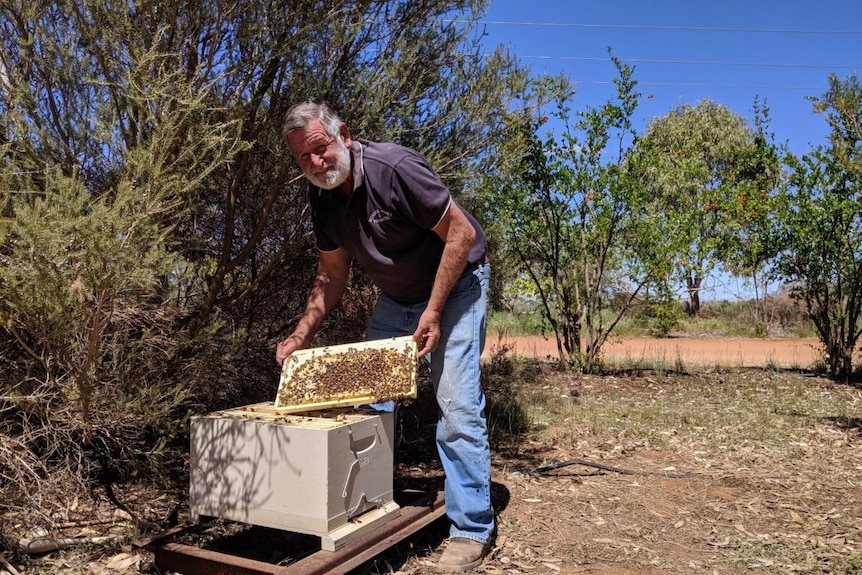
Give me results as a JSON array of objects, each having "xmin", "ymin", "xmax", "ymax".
[
  {"xmin": 5, "ymin": 358, "xmax": 862, "ymax": 575},
  {"xmin": 474, "ymin": 367, "xmax": 862, "ymax": 575}
]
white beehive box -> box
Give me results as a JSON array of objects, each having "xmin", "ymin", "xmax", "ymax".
[{"xmin": 189, "ymin": 404, "xmax": 398, "ymax": 550}]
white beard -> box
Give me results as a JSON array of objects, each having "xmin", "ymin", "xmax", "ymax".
[{"xmin": 308, "ymin": 138, "xmax": 351, "ymax": 190}]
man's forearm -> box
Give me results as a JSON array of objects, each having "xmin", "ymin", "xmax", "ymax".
[
  {"xmin": 427, "ymin": 204, "xmax": 476, "ymax": 315},
  {"xmin": 426, "ymin": 237, "xmax": 472, "ymax": 316}
]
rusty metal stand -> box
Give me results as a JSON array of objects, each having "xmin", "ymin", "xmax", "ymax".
[{"xmin": 134, "ymin": 490, "xmax": 446, "ymax": 575}]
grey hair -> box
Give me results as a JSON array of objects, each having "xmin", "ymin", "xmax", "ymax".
[{"xmin": 282, "ymin": 99, "xmax": 344, "ymax": 142}]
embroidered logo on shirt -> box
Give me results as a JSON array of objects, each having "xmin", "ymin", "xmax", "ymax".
[{"xmin": 368, "ymin": 209, "xmax": 393, "ymax": 224}]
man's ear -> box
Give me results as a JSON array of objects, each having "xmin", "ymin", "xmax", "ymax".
[{"xmin": 340, "ymin": 123, "xmax": 352, "ymax": 145}]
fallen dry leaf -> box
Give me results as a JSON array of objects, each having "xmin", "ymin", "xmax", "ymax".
[{"xmin": 104, "ymin": 553, "xmax": 141, "ymax": 571}]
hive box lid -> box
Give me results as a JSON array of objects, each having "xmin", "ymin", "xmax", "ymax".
[{"xmin": 275, "ymin": 336, "xmax": 417, "ymax": 412}]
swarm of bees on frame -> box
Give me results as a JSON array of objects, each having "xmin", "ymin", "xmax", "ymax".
[{"xmin": 277, "ymin": 342, "xmax": 417, "ymax": 407}]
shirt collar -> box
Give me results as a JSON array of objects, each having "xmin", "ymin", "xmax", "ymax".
[{"xmin": 349, "ymin": 140, "xmax": 364, "ymax": 194}]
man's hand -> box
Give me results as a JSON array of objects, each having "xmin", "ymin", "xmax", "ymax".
[
  {"xmin": 276, "ymin": 334, "xmax": 306, "ymax": 367},
  {"xmin": 414, "ymin": 309, "xmax": 441, "ymax": 357}
]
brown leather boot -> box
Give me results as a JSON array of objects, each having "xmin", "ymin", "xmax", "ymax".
[{"xmin": 436, "ymin": 537, "xmax": 490, "ymax": 572}]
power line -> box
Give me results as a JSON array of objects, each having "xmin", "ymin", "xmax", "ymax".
[
  {"xmin": 572, "ymin": 80, "xmax": 826, "ymax": 91},
  {"xmin": 478, "ymin": 20, "xmax": 862, "ymax": 35},
  {"xmin": 521, "ymin": 55, "xmax": 861, "ymax": 71},
  {"xmin": 470, "ymin": 19, "xmax": 858, "ymax": 94},
  {"xmin": 477, "ymin": 52, "xmax": 843, "ymax": 91}
]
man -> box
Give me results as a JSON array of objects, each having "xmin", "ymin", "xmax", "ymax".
[{"xmin": 275, "ymin": 99, "xmax": 494, "ymax": 572}]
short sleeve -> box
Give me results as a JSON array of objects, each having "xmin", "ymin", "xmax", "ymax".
[{"xmin": 390, "ymin": 152, "xmax": 451, "ymax": 230}]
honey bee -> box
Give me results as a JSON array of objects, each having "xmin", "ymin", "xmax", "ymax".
[{"xmin": 277, "ymin": 346, "xmax": 417, "ymax": 407}]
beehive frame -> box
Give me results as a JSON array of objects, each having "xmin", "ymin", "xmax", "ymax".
[{"xmin": 274, "ymin": 336, "xmax": 418, "ymax": 412}]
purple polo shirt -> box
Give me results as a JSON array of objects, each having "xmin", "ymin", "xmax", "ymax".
[{"xmin": 308, "ymin": 139, "xmax": 486, "ymax": 304}]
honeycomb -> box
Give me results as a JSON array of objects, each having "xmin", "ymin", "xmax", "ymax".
[{"xmin": 276, "ymin": 341, "xmax": 417, "ymax": 408}]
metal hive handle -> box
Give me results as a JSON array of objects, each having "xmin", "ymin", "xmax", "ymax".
[{"xmin": 341, "ymin": 425, "xmax": 380, "ymax": 498}]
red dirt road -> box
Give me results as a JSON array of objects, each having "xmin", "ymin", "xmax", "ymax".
[{"xmin": 483, "ymin": 335, "xmax": 827, "ymax": 369}]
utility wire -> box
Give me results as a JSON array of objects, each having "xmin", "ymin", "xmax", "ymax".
[
  {"xmin": 478, "ymin": 20, "xmax": 862, "ymax": 35},
  {"xmin": 480, "ymin": 53, "xmax": 842, "ymax": 91},
  {"xmin": 571, "ymin": 80, "xmax": 825, "ymax": 90},
  {"xmin": 521, "ymin": 56, "xmax": 861, "ymax": 71},
  {"xmin": 465, "ymin": 19, "xmax": 859, "ymax": 92}
]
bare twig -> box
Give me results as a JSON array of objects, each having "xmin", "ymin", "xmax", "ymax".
[
  {"xmin": 1, "ymin": 556, "xmax": 23, "ymax": 575},
  {"xmin": 536, "ymin": 457, "xmax": 701, "ymax": 479}
]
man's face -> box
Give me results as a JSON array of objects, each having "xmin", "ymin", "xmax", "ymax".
[{"xmin": 287, "ymin": 118, "xmax": 351, "ymax": 190}]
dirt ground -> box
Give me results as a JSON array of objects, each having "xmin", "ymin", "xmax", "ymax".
[
  {"xmin": 5, "ymin": 337, "xmax": 861, "ymax": 575},
  {"xmin": 483, "ymin": 335, "xmax": 825, "ymax": 369}
]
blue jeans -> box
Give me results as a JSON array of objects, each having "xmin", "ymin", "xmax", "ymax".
[{"xmin": 367, "ymin": 263, "xmax": 494, "ymax": 544}]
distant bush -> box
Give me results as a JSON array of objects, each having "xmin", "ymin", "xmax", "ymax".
[
  {"xmin": 488, "ymin": 310, "xmax": 549, "ymax": 337},
  {"xmin": 488, "ymin": 297, "xmax": 815, "ymax": 339}
]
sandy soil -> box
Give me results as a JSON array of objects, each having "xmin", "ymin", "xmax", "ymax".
[{"xmin": 484, "ymin": 335, "xmax": 825, "ymax": 369}]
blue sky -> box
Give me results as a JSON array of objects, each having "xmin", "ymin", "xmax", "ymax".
[
  {"xmin": 480, "ymin": 1, "xmax": 861, "ymax": 155},
  {"xmin": 478, "ymin": 1, "xmax": 860, "ymax": 300}
]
